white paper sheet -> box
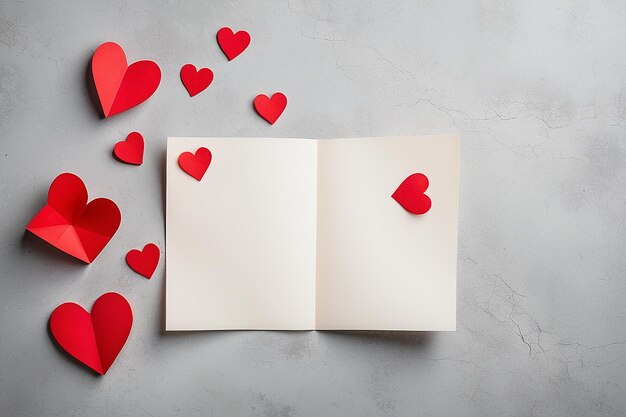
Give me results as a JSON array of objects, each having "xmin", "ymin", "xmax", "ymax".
[
  {"xmin": 166, "ymin": 138, "xmax": 318, "ymax": 330},
  {"xmin": 166, "ymin": 136, "xmax": 458, "ymax": 331}
]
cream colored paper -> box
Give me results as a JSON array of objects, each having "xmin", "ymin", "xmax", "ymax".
[
  {"xmin": 166, "ymin": 136, "xmax": 458, "ymax": 331},
  {"xmin": 315, "ymin": 137, "xmax": 458, "ymax": 330}
]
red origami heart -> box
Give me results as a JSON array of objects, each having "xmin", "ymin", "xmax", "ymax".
[
  {"xmin": 254, "ymin": 92, "xmax": 287, "ymax": 124},
  {"xmin": 392, "ymin": 173, "xmax": 432, "ymax": 215},
  {"xmin": 26, "ymin": 173, "xmax": 121, "ymax": 263},
  {"xmin": 180, "ymin": 64, "xmax": 214, "ymax": 97},
  {"xmin": 49, "ymin": 292, "xmax": 132, "ymax": 375},
  {"xmin": 178, "ymin": 147, "xmax": 212, "ymax": 181},
  {"xmin": 217, "ymin": 27, "xmax": 251, "ymax": 60},
  {"xmin": 91, "ymin": 42, "xmax": 161, "ymax": 117},
  {"xmin": 126, "ymin": 243, "xmax": 160, "ymax": 279},
  {"xmin": 113, "ymin": 131, "xmax": 144, "ymax": 165}
]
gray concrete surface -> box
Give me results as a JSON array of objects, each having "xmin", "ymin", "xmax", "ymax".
[{"xmin": 1, "ymin": 1, "xmax": 626, "ymax": 416}]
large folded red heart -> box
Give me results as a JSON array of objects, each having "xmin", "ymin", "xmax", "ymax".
[
  {"xmin": 178, "ymin": 147, "xmax": 212, "ymax": 181},
  {"xmin": 91, "ymin": 42, "xmax": 161, "ymax": 117},
  {"xmin": 254, "ymin": 92, "xmax": 287, "ymax": 124},
  {"xmin": 113, "ymin": 131, "xmax": 144, "ymax": 165},
  {"xmin": 180, "ymin": 64, "xmax": 214, "ymax": 97},
  {"xmin": 126, "ymin": 243, "xmax": 160, "ymax": 279},
  {"xmin": 26, "ymin": 173, "xmax": 121, "ymax": 263},
  {"xmin": 217, "ymin": 27, "xmax": 251, "ymax": 60},
  {"xmin": 49, "ymin": 292, "xmax": 132, "ymax": 375},
  {"xmin": 392, "ymin": 173, "xmax": 432, "ymax": 215}
]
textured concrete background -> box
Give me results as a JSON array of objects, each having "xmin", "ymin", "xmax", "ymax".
[{"xmin": 1, "ymin": 1, "xmax": 626, "ymax": 416}]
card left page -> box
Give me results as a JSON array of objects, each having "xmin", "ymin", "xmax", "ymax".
[{"xmin": 166, "ymin": 137, "xmax": 318, "ymax": 330}]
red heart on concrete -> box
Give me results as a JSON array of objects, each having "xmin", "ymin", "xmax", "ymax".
[
  {"xmin": 113, "ymin": 132, "xmax": 144, "ymax": 165},
  {"xmin": 49, "ymin": 292, "xmax": 133, "ymax": 375},
  {"xmin": 178, "ymin": 147, "xmax": 212, "ymax": 181},
  {"xmin": 392, "ymin": 173, "xmax": 432, "ymax": 215},
  {"xmin": 254, "ymin": 92, "xmax": 287, "ymax": 124},
  {"xmin": 91, "ymin": 42, "xmax": 161, "ymax": 117},
  {"xmin": 217, "ymin": 27, "xmax": 250, "ymax": 60},
  {"xmin": 126, "ymin": 243, "xmax": 160, "ymax": 279},
  {"xmin": 180, "ymin": 64, "xmax": 214, "ymax": 97},
  {"xmin": 26, "ymin": 173, "xmax": 121, "ymax": 263}
]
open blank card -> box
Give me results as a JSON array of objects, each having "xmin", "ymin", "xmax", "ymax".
[{"xmin": 166, "ymin": 136, "xmax": 458, "ymax": 331}]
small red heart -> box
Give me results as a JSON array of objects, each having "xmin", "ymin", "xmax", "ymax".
[
  {"xmin": 217, "ymin": 27, "xmax": 250, "ymax": 60},
  {"xmin": 91, "ymin": 42, "xmax": 161, "ymax": 117},
  {"xmin": 180, "ymin": 64, "xmax": 214, "ymax": 97},
  {"xmin": 178, "ymin": 147, "xmax": 212, "ymax": 181},
  {"xmin": 392, "ymin": 173, "xmax": 432, "ymax": 215},
  {"xmin": 254, "ymin": 92, "xmax": 287, "ymax": 124},
  {"xmin": 26, "ymin": 173, "xmax": 121, "ymax": 263},
  {"xmin": 49, "ymin": 292, "xmax": 132, "ymax": 375},
  {"xmin": 113, "ymin": 132, "xmax": 144, "ymax": 165},
  {"xmin": 126, "ymin": 243, "xmax": 160, "ymax": 279}
]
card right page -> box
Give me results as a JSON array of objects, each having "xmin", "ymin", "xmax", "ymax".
[{"xmin": 315, "ymin": 136, "xmax": 459, "ymax": 330}]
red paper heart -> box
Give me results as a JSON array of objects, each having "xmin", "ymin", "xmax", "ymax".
[
  {"xmin": 91, "ymin": 42, "xmax": 161, "ymax": 117},
  {"xmin": 113, "ymin": 132, "xmax": 144, "ymax": 165},
  {"xmin": 180, "ymin": 64, "xmax": 214, "ymax": 97},
  {"xmin": 254, "ymin": 92, "xmax": 287, "ymax": 124},
  {"xmin": 26, "ymin": 173, "xmax": 121, "ymax": 263},
  {"xmin": 49, "ymin": 292, "xmax": 132, "ymax": 375},
  {"xmin": 178, "ymin": 147, "xmax": 212, "ymax": 181},
  {"xmin": 217, "ymin": 27, "xmax": 251, "ymax": 60},
  {"xmin": 392, "ymin": 173, "xmax": 432, "ymax": 215},
  {"xmin": 126, "ymin": 243, "xmax": 160, "ymax": 279}
]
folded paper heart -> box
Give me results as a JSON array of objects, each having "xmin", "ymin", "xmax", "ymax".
[
  {"xmin": 91, "ymin": 42, "xmax": 161, "ymax": 117},
  {"xmin": 113, "ymin": 131, "xmax": 144, "ymax": 165},
  {"xmin": 180, "ymin": 64, "xmax": 214, "ymax": 97},
  {"xmin": 392, "ymin": 173, "xmax": 432, "ymax": 215},
  {"xmin": 254, "ymin": 92, "xmax": 287, "ymax": 124},
  {"xmin": 126, "ymin": 243, "xmax": 160, "ymax": 279},
  {"xmin": 178, "ymin": 147, "xmax": 212, "ymax": 181},
  {"xmin": 49, "ymin": 292, "xmax": 132, "ymax": 375},
  {"xmin": 26, "ymin": 173, "xmax": 121, "ymax": 263},
  {"xmin": 217, "ymin": 27, "xmax": 251, "ymax": 60}
]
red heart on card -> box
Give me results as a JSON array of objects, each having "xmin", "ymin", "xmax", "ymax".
[
  {"xmin": 49, "ymin": 292, "xmax": 132, "ymax": 375},
  {"xmin": 26, "ymin": 173, "xmax": 121, "ymax": 263},
  {"xmin": 126, "ymin": 243, "xmax": 160, "ymax": 279},
  {"xmin": 217, "ymin": 27, "xmax": 250, "ymax": 60},
  {"xmin": 392, "ymin": 173, "xmax": 432, "ymax": 215},
  {"xmin": 254, "ymin": 92, "xmax": 287, "ymax": 124},
  {"xmin": 91, "ymin": 42, "xmax": 161, "ymax": 117},
  {"xmin": 113, "ymin": 132, "xmax": 144, "ymax": 165},
  {"xmin": 178, "ymin": 147, "xmax": 212, "ymax": 181},
  {"xmin": 180, "ymin": 64, "xmax": 214, "ymax": 97}
]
